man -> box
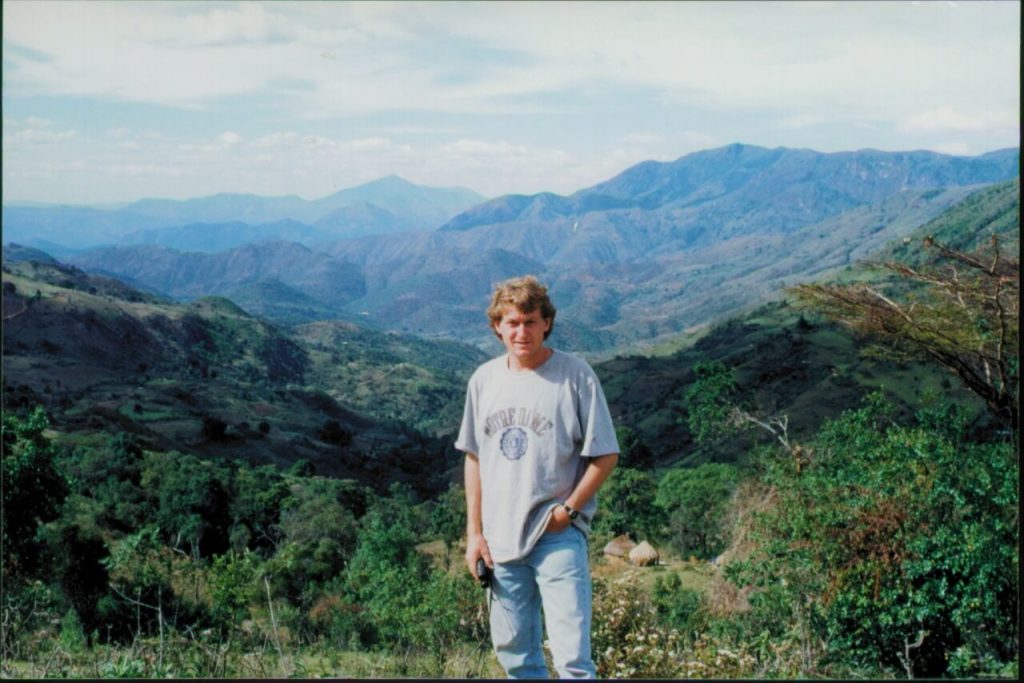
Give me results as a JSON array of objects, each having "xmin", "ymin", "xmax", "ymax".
[{"xmin": 456, "ymin": 275, "xmax": 619, "ymax": 679}]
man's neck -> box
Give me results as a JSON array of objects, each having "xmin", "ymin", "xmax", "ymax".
[{"xmin": 508, "ymin": 346, "xmax": 553, "ymax": 372}]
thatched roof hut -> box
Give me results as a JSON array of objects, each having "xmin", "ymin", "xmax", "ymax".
[
  {"xmin": 602, "ymin": 534, "xmax": 636, "ymax": 559},
  {"xmin": 629, "ymin": 541, "xmax": 659, "ymax": 566}
]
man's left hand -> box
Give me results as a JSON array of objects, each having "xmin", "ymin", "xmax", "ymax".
[{"xmin": 546, "ymin": 505, "xmax": 572, "ymax": 532}]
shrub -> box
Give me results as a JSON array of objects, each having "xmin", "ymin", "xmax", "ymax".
[
  {"xmin": 656, "ymin": 462, "xmax": 738, "ymax": 558},
  {"xmin": 592, "ymin": 467, "xmax": 660, "ymax": 542},
  {"xmin": 651, "ymin": 572, "xmax": 705, "ymax": 635},
  {"xmin": 726, "ymin": 395, "xmax": 1018, "ymax": 677},
  {"xmin": 591, "ymin": 571, "xmax": 683, "ymax": 678}
]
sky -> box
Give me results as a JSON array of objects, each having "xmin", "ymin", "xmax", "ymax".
[{"xmin": 2, "ymin": 0, "xmax": 1020, "ymax": 205}]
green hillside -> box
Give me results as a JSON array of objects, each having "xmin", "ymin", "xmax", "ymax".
[
  {"xmin": 294, "ymin": 319, "xmax": 488, "ymax": 436},
  {"xmin": 596, "ymin": 178, "xmax": 1018, "ymax": 466},
  {"xmin": 1, "ymin": 257, "xmax": 476, "ymax": 497},
  {"xmin": 598, "ymin": 300, "xmax": 987, "ymax": 468},
  {"xmin": 884, "ymin": 177, "xmax": 1019, "ymax": 265},
  {"xmin": 1, "ymin": 175, "xmax": 1016, "ymax": 679}
]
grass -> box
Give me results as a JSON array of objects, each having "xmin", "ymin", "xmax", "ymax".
[
  {"xmin": 3, "ymin": 639, "xmax": 505, "ymax": 679},
  {"xmin": 592, "ymin": 555, "xmax": 715, "ymax": 594}
]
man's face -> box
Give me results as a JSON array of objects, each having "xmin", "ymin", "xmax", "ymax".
[{"xmin": 494, "ymin": 306, "xmax": 551, "ymax": 366}]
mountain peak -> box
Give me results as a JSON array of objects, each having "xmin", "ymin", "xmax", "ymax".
[{"xmin": 348, "ymin": 174, "xmax": 415, "ymax": 191}]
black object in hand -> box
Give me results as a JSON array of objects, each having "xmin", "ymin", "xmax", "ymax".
[{"xmin": 476, "ymin": 558, "xmax": 491, "ymax": 589}]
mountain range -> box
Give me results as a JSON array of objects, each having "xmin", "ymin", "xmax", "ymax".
[
  {"xmin": 45, "ymin": 143, "xmax": 1019, "ymax": 353},
  {"xmin": 3, "ymin": 166, "xmax": 1015, "ymax": 474},
  {"xmin": 1, "ymin": 175, "xmax": 486, "ymax": 252},
  {"xmin": 596, "ymin": 177, "xmax": 1018, "ymax": 462}
]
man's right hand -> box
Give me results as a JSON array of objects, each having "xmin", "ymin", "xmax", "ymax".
[{"xmin": 465, "ymin": 532, "xmax": 493, "ymax": 580}]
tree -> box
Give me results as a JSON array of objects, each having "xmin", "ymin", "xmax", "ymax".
[
  {"xmin": 728, "ymin": 395, "xmax": 1018, "ymax": 677},
  {"xmin": 142, "ymin": 452, "xmax": 232, "ymax": 558},
  {"xmin": 685, "ymin": 361, "xmax": 740, "ymax": 445},
  {"xmin": 792, "ymin": 236, "xmax": 1019, "ymax": 437},
  {"xmin": 656, "ymin": 462, "xmax": 738, "ymax": 558},
  {"xmin": 229, "ymin": 463, "xmax": 288, "ymax": 555},
  {"xmin": 616, "ymin": 426, "xmax": 655, "ymax": 469},
  {"xmin": 429, "ymin": 483, "xmax": 466, "ymax": 569},
  {"xmin": 594, "ymin": 467, "xmax": 659, "ymax": 541},
  {"xmin": 62, "ymin": 433, "xmax": 151, "ymax": 533},
  {"xmin": 201, "ymin": 416, "xmax": 228, "ymax": 441},
  {"xmin": 269, "ymin": 476, "xmax": 368, "ymax": 602},
  {"xmin": 685, "ymin": 360, "xmax": 807, "ymax": 473},
  {"xmin": 317, "ymin": 419, "xmax": 353, "ymax": 447},
  {"xmin": 1, "ymin": 407, "xmax": 69, "ymax": 577},
  {"xmin": 341, "ymin": 493, "xmax": 435, "ymax": 648}
]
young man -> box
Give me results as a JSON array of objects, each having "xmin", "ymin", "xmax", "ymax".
[{"xmin": 456, "ymin": 275, "xmax": 619, "ymax": 679}]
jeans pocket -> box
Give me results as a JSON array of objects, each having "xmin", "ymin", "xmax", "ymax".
[{"xmin": 543, "ymin": 524, "xmax": 573, "ymax": 537}]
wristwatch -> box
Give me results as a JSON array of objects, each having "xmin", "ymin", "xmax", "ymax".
[{"xmin": 562, "ymin": 503, "xmax": 580, "ymax": 520}]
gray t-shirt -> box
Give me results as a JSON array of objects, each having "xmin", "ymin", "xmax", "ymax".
[{"xmin": 455, "ymin": 349, "xmax": 620, "ymax": 562}]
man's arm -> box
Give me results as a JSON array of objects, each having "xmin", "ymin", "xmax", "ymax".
[
  {"xmin": 464, "ymin": 452, "xmax": 493, "ymax": 576},
  {"xmin": 547, "ymin": 452, "xmax": 619, "ymax": 532}
]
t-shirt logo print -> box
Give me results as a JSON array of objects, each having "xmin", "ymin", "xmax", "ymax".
[{"xmin": 499, "ymin": 426, "xmax": 529, "ymax": 461}]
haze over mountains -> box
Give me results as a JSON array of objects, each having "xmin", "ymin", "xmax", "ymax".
[
  {"xmin": 2, "ymin": 143, "xmax": 1019, "ymax": 472},
  {"xmin": 2, "ymin": 175, "xmax": 486, "ymax": 252},
  {"xmin": 5, "ymin": 143, "xmax": 1020, "ymax": 353}
]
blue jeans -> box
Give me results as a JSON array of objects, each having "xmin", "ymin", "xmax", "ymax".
[{"xmin": 489, "ymin": 526, "xmax": 596, "ymax": 679}]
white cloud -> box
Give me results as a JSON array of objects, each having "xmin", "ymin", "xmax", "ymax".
[
  {"xmin": 930, "ymin": 141, "xmax": 972, "ymax": 156},
  {"xmin": 4, "ymin": 1, "xmax": 1017, "ymax": 121},
  {"xmin": 179, "ymin": 3, "xmax": 280, "ymax": 46},
  {"xmin": 2, "ymin": 1, "xmax": 1019, "ymax": 203},
  {"xmin": 254, "ymin": 131, "xmax": 300, "ymax": 148},
  {"xmin": 349, "ymin": 137, "xmax": 396, "ymax": 151},
  {"xmin": 622, "ymin": 133, "xmax": 664, "ymax": 145},
  {"xmin": 1, "ymin": 117, "xmax": 77, "ymax": 146},
  {"xmin": 899, "ymin": 107, "xmax": 1019, "ymax": 133},
  {"xmin": 776, "ymin": 115, "xmax": 827, "ymax": 130},
  {"xmin": 218, "ymin": 131, "xmax": 243, "ymax": 146}
]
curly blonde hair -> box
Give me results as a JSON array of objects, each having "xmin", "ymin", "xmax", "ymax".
[{"xmin": 487, "ymin": 275, "xmax": 556, "ymax": 340}]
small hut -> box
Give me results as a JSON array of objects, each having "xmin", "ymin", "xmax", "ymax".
[
  {"xmin": 628, "ymin": 541, "xmax": 659, "ymax": 567},
  {"xmin": 602, "ymin": 534, "xmax": 636, "ymax": 560}
]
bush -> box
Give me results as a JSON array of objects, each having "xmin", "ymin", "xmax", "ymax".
[
  {"xmin": 592, "ymin": 571, "xmax": 683, "ymax": 678},
  {"xmin": 592, "ymin": 570, "xmax": 758, "ymax": 678},
  {"xmin": 652, "ymin": 572, "xmax": 705, "ymax": 635},
  {"xmin": 656, "ymin": 462, "xmax": 738, "ymax": 559},
  {"xmin": 726, "ymin": 395, "xmax": 1019, "ymax": 677},
  {"xmin": 592, "ymin": 467, "xmax": 659, "ymax": 542},
  {"xmin": 2, "ymin": 407, "xmax": 69, "ymax": 577},
  {"xmin": 339, "ymin": 492, "xmax": 488, "ymax": 669}
]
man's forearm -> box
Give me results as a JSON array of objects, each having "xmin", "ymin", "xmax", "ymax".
[
  {"xmin": 464, "ymin": 452, "xmax": 483, "ymax": 535},
  {"xmin": 464, "ymin": 453, "xmax": 492, "ymax": 572},
  {"xmin": 566, "ymin": 452, "xmax": 618, "ymax": 511}
]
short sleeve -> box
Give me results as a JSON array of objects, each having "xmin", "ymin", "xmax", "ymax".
[
  {"xmin": 454, "ymin": 376, "xmax": 479, "ymax": 455},
  {"xmin": 578, "ymin": 368, "xmax": 620, "ymax": 457}
]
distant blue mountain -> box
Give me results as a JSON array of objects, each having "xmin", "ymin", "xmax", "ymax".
[
  {"xmin": 50, "ymin": 144, "xmax": 1020, "ymax": 351},
  {"xmin": 120, "ymin": 219, "xmax": 326, "ymax": 252},
  {"xmin": 1, "ymin": 205, "xmax": 167, "ymax": 248},
  {"xmin": 69, "ymin": 241, "xmax": 366, "ymax": 310},
  {"xmin": 2, "ymin": 176, "xmax": 486, "ymax": 251},
  {"xmin": 441, "ymin": 144, "xmax": 1020, "ymax": 233}
]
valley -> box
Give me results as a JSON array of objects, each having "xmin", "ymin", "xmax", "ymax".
[
  {"xmin": 2, "ymin": 143, "xmax": 1018, "ymax": 680},
  {"xmin": 16, "ymin": 143, "xmax": 1013, "ymax": 352},
  {"xmin": 1, "ymin": 254, "xmax": 488, "ymax": 498}
]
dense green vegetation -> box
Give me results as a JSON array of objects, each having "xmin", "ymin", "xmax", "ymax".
[{"xmin": 2, "ymin": 181, "xmax": 1018, "ymax": 677}]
